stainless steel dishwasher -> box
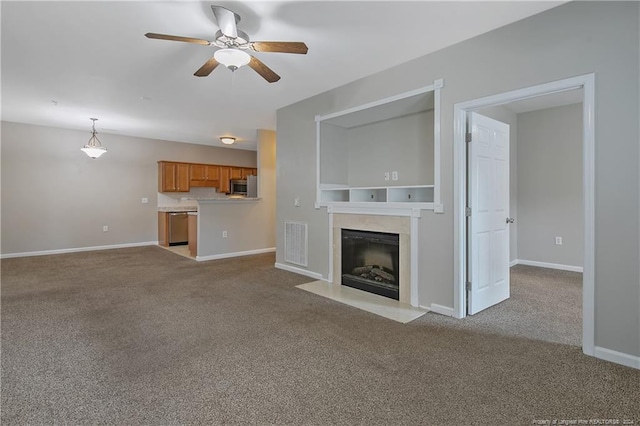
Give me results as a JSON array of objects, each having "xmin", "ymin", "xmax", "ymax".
[{"xmin": 168, "ymin": 212, "xmax": 189, "ymax": 245}]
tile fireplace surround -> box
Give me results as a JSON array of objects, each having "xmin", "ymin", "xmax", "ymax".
[{"xmin": 331, "ymin": 213, "xmax": 413, "ymax": 305}]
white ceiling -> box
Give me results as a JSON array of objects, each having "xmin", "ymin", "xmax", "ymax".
[{"xmin": 1, "ymin": 1, "xmax": 565, "ymax": 151}]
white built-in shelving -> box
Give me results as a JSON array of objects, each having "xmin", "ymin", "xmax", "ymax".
[
  {"xmin": 315, "ymin": 79, "xmax": 443, "ymax": 211},
  {"xmin": 319, "ymin": 185, "xmax": 434, "ymax": 204}
]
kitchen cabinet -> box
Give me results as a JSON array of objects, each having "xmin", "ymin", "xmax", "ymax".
[
  {"xmin": 158, "ymin": 212, "xmax": 169, "ymax": 247},
  {"xmin": 190, "ymin": 164, "xmax": 220, "ymax": 188},
  {"xmin": 159, "ymin": 161, "xmax": 256, "ymax": 193},
  {"xmin": 229, "ymin": 167, "xmax": 257, "ymax": 180},
  {"xmin": 241, "ymin": 168, "xmax": 257, "ymax": 179},
  {"xmin": 158, "ymin": 161, "xmax": 190, "ymax": 192},
  {"xmin": 230, "ymin": 167, "xmax": 243, "ymax": 180},
  {"xmin": 218, "ymin": 167, "xmax": 231, "ymax": 193},
  {"xmin": 188, "ymin": 213, "xmax": 198, "ymax": 257}
]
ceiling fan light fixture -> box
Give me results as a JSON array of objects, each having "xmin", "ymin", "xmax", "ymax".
[
  {"xmin": 214, "ymin": 48, "xmax": 250, "ymax": 71},
  {"xmin": 220, "ymin": 136, "xmax": 236, "ymax": 145},
  {"xmin": 81, "ymin": 118, "xmax": 107, "ymax": 159}
]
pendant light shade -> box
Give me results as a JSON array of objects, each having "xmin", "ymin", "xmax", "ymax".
[{"xmin": 81, "ymin": 118, "xmax": 107, "ymax": 159}]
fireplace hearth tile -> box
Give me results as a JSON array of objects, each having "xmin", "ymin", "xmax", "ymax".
[{"xmin": 296, "ymin": 280, "xmax": 427, "ymax": 323}]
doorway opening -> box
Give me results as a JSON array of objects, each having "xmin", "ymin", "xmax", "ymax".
[{"xmin": 453, "ymin": 74, "xmax": 595, "ymax": 357}]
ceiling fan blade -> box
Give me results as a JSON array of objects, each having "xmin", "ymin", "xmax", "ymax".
[
  {"xmin": 248, "ymin": 56, "xmax": 280, "ymax": 83},
  {"xmin": 145, "ymin": 33, "xmax": 211, "ymax": 46},
  {"xmin": 194, "ymin": 57, "xmax": 220, "ymax": 77},
  {"xmin": 250, "ymin": 41, "xmax": 308, "ymax": 55},
  {"xmin": 211, "ymin": 5, "xmax": 239, "ymax": 39}
]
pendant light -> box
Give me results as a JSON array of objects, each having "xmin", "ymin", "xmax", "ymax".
[{"xmin": 81, "ymin": 118, "xmax": 107, "ymax": 159}]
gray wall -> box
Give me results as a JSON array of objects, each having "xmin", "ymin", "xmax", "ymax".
[
  {"xmin": 197, "ymin": 129, "xmax": 277, "ymax": 257},
  {"xmin": 1, "ymin": 121, "xmax": 257, "ymax": 255},
  {"xmin": 276, "ymin": 2, "xmax": 639, "ymax": 358},
  {"xmin": 347, "ymin": 111, "xmax": 434, "ymax": 187},
  {"xmin": 517, "ymin": 104, "xmax": 583, "ymax": 268},
  {"xmin": 319, "ymin": 124, "xmax": 349, "ymax": 185}
]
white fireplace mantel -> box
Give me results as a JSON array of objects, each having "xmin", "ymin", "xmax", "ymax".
[{"xmin": 328, "ymin": 211, "xmax": 420, "ymax": 307}]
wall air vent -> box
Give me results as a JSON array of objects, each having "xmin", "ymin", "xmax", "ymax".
[{"xmin": 284, "ymin": 221, "xmax": 308, "ymax": 267}]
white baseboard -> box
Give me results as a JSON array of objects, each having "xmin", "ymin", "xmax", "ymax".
[
  {"xmin": 196, "ymin": 247, "xmax": 275, "ymax": 262},
  {"xmin": 593, "ymin": 346, "xmax": 640, "ymax": 370},
  {"xmin": 420, "ymin": 303, "xmax": 455, "ymax": 317},
  {"xmin": 0, "ymin": 241, "xmax": 159, "ymax": 259},
  {"xmin": 511, "ymin": 259, "xmax": 583, "ymax": 273},
  {"xmin": 274, "ymin": 262, "xmax": 324, "ymax": 280}
]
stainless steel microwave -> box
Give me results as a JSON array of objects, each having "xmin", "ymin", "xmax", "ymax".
[
  {"xmin": 229, "ymin": 175, "xmax": 257, "ymax": 197},
  {"xmin": 230, "ymin": 179, "xmax": 247, "ymax": 195}
]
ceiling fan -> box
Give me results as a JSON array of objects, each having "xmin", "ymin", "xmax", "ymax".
[{"xmin": 145, "ymin": 5, "xmax": 308, "ymax": 83}]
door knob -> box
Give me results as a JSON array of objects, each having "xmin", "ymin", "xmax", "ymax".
[{"xmin": 506, "ymin": 217, "xmax": 515, "ymax": 224}]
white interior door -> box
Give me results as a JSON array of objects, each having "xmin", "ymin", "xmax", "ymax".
[{"xmin": 467, "ymin": 112, "xmax": 511, "ymax": 314}]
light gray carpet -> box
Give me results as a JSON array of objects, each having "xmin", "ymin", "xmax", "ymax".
[
  {"xmin": 424, "ymin": 265, "xmax": 583, "ymax": 346},
  {"xmin": 2, "ymin": 247, "xmax": 638, "ymax": 425}
]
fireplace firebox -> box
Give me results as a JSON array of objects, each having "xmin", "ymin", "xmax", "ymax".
[{"xmin": 341, "ymin": 229, "xmax": 400, "ymax": 300}]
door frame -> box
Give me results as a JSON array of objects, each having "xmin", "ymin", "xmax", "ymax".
[{"xmin": 453, "ymin": 73, "xmax": 595, "ymax": 356}]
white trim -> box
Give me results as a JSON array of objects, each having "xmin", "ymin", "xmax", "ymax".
[
  {"xmin": 0, "ymin": 241, "xmax": 158, "ymax": 259},
  {"xmin": 593, "ymin": 346, "xmax": 640, "ymax": 370},
  {"xmin": 422, "ymin": 303, "xmax": 455, "ymax": 317},
  {"xmin": 275, "ymin": 262, "xmax": 325, "ymax": 281},
  {"xmin": 326, "ymin": 205, "xmax": 423, "ymax": 218},
  {"xmin": 453, "ymin": 73, "xmax": 596, "ymax": 355},
  {"xmin": 512, "ymin": 259, "xmax": 583, "ymax": 273},
  {"xmin": 315, "ymin": 79, "xmax": 444, "ymax": 213},
  {"xmin": 509, "ymin": 259, "xmax": 519, "ymax": 267},
  {"xmin": 328, "ymin": 211, "xmax": 334, "ymax": 283},
  {"xmin": 410, "ymin": 214, "xmax": 419, "ymax": 307},
  {"xmin": 315, "ymin": 116, "xmax": 322, "ymax": 208},
  {"xmin": 196, "ymin": 247, "xmax": 275, "ymax": 262},
  {"xmin": 433, "ymin": 79, "xmax": 443, "ymax": 212},
  {"xmin": 581, "ymin": 73, "xmax": 596, "ymax": 356},
  {"xmin": 315, "ymin": 83, "xmax": 437, "ymax": 122}
]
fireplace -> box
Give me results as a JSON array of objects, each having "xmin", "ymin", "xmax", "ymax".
[{"xmin": 341, "ymin": 229, "xmax": 400, "ymax": 300}]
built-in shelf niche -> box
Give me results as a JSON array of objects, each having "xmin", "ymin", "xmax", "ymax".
[{"xmin": 315, "ymin": 79, "xmax": 443, "ymax": 211}]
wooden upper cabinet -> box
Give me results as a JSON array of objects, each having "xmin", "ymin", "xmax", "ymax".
[
  {"xmin": 158, "ymin": 161, "xmax": 190, "ymax": 192},
  {"xmin": 206, "ymin": 165, "xmax": 220, "ymax": 180},
  {"xmin": 241, "ymin": 168, "xmax": 257, "ymax": 179},
  {"xmin": 190, "ymin": 164, "xmax": 220, "ymax": 187},
  {"xmin": 159, "ymin": 161, "xmax": 254, "ymax": 193},
  {"xmin": 219, "ymin": 167, "xmax": 231, "ymax": 193},
  {"xmin": 190, "ymin": 164, "xmax": 207, "ymax": 181},
  {"xmin": 176, "ymin": 163, "xmax": 190, "ymax": 191},
  {"xmin": 230, "ymin": 167, "xmax": 243, "ymax": 180}
]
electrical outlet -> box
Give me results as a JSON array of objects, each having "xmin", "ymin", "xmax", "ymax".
[
  {"xmin": 103, "ymin": 226, "xmax": 109, "ymax": 232},
  {"xmin": 384, "ymin": 172, "xmax": 390, "ymax": 181},
  {"xmin": 141, "ymin": 197, "xmax": 148, "ymax": 204},
  {"xmin": 555, "ymin": 236, "xmax": 563, "ymax": 245},
  {"xmin": 294, "ymin": 197, "xmax": 301, "ymax": 207},
  {"xmin": 222, "ymin": 231, "xmax": 228, "ymax": 238},
  {"xmin": 391, "ymin": 171, "xmax": 399, "ymax": 181}
]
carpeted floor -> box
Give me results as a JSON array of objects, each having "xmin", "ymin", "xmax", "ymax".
[
  {"xmin": 426, "ymin": 264, "xmax": 583, "ymax": 347},
  {"xmin": 2, "ymin": 247, "xmax": 638, "ymax": 425}
]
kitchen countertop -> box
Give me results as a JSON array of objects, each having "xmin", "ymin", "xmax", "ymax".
[
  {"xmin": 196, "ymin": 197, "xmax": 261, "ymax": 203},
  {"xmin": 157, "ymin": 206, "xmax": 198, "ymax": 212}
]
